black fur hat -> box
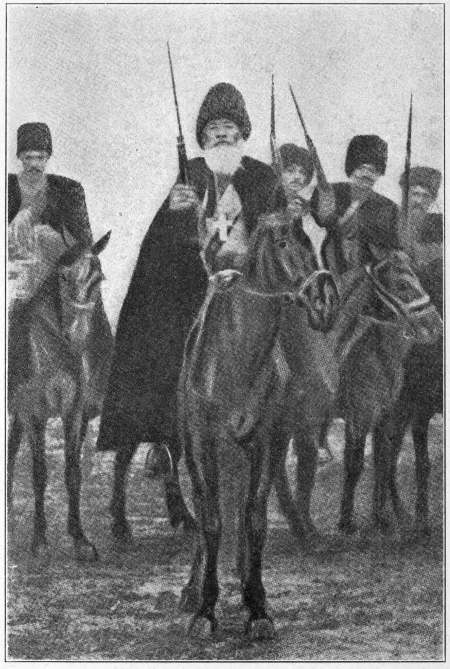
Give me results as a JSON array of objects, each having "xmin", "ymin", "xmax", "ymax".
[
  {"xmin": 278, "ymin": 144, "xmax": 314, "ymax": 185},
  {"xmin": 399, "ymin": 166, "xmax": 442, "ymax": 199},
  {"xmin": 17, "ymin": 122, "xmax": 52, "ymax": 156},
  {"xmin": 345, "ymin": 135, "xmax": 387, "ymax": 177},
  {"xmin": 196, "ymin": 83, "xmax": 251, "ymax": 147}
]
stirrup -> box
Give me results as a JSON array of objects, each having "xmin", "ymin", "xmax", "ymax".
[{"xmin": 144, "ymin": 442, "xmax": 174, "ymax": 479}]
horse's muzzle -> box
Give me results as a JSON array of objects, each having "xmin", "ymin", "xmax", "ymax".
[
  {"xmin": 407, "ymin": 306, "xmax": 443, "ymax": 345},
  {"xmin": 298, "ymin": 271, "xmax": 340, "ymax": 333}
]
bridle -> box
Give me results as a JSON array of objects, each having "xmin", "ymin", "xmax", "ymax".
[
  {"xmin": 364, "ymin": 259, "xmax": 432, "ymax": 321},
  {"xmin": 67, "ymin": 299, "xmax": 97, "ymax": 312},
  {"xmin": 209, "ymin": 267, "xmax": 333, "ymax": 303}
]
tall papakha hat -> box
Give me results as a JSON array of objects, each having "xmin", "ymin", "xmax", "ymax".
[
  {"xmin": 399, "ymin": 166, "xmax": 442, "ymax": 199},
  {"xmin": 279, "ymin": 144, "xmax": 314, "ymax": 185},
  {"xmin": 17, "ymin": 122, "xmax": 52, "ymax": 156},
  {"xmin": 196, "ymin": 83, "xmax": 251, "ymax": 147},
  {"xmin": 345, "ymin": 134, "xmax": 387, "ymax": 177}
]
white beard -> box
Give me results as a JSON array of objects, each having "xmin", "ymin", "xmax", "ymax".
[{"xmin": 203, "ymin": 140, "xmax": 244, "ymax": 176}]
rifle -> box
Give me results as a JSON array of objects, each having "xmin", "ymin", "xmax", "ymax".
[
  {"xmin": 289, "ymin": 84, "xmax": 331, "ymax": 193},
  {"xmin": 270, "ymin": 74, "xmax": 284, "ymax": 185},
  {"xmin": 167, "ymin": 42, "xmax": 189, "ymax": 184},
  {"xmin": 402, "ymin": 93, "xmax": 413, "ymax": 218}
]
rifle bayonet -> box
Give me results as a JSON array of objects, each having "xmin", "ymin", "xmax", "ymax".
[
  {"xmin": 289, "ymin": 84, "xmax": 331, "ymax": 192},
  {"xmin": 270, "ymin": 74, "xmax": 284, "ymax": 184},
  {"xmin": 167, "ymin": 41, "xmax": 189, "ymax": 184},
  {"xmin": 402, "ymin": 93, "xmax": 413, "ymax": 218}
]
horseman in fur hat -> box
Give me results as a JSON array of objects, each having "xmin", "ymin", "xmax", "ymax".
[
  {"xmin": 398, "ymin": 165, "xmax": 443, "ymax": 317},
  {"xmin": 398, "ymin": 166, "xmax": 442, "ymax": 270},
  {"xmin": 311, "ymin": 134, "xmax": 400, "ymax": 275},
  {"xmin": 309, "ymin": 135, "xmax": 401, "ymax": 359},
  {"xmin": 8, "ymin": 122, "xmax": 111, "ymax": 394},
  {"xmin": 97, "ymin": 83, "xmax": 279, "ymax": 460}
]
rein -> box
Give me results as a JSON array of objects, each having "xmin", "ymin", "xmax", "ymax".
[
  {"xmin": 68, "ymin": 300, "xmax": 97, "ymax": 311},
  {"xmin": 239, "ymin": 268, "xmax": 333, "ymax": 302},
  {"xmin": 364, "ymin": 261, "xmax": 431, "ymax": 321}
]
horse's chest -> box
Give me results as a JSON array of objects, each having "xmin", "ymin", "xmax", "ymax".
[{"xmin": 12, "ymin": 371, "xmax": 78, "ymax": 419}]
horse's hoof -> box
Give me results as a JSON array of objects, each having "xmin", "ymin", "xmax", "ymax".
[
  {"xmin": 305, "ymin": 533, "xmax": 330, "ymax": 554},
  {"xmin": 179, "ymin": 585, "xmax": 201, "ymax": 613},
  {"xmin": 414, "ymin": 521, "xmax": 432, "ymax": 543},
  {"xmin": 246, "ymin": 616, "xmax": 276, "ymax": 641},
  {"xmin": 338, "ymin": 520, "xmax": 357, "ymax": 535},
  {"xmin": 111, "ymin": 522, "xmax": 134, "ymax": 549},
  {"xmin": 182, "ymin": 514, "xmax": 198, "ymax": 535},
  {"xmin": 75, "ymin": 539, "xmax": 99, "ymax": 562},
  {"xmin": 187, "ymin": 613, "xmax": 217, "ymax": 638},
  {"xmin": 373, "ymin": 516, "xmax": 391, "ymax": 535},
  {"xmin": 31, "ymin": 540, "xmax": 50, "ymax": 561}
]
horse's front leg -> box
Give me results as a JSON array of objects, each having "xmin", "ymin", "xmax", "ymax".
[
  {"xmin": 8, "ymin": 414, "xmax": 23, "ymax": 509},
  {"xmin": 242, "ymin": 441, "xmax": 276, "ymax": 640},
  {"xmin": 372, "ymin": 418, "xmax": 395, "ymax": 534},
  {"xmin": 28, "ymin": 416, "xmax": 49, "ymax": 557},
  {"xmin": 63, "ymin": 410, "xmax": 98, "ymax": 561},
  {"xmin": 187, "ymin": 433, "xmax": 221, "ymax": 637},
  {"xmin": 339, "ymin": 418, "xmax": 366, "ymax": 534}
]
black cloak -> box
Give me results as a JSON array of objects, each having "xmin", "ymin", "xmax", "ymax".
[{"xmin": 96, "ymin": 155, "xmax": 279, "ymax": 450}]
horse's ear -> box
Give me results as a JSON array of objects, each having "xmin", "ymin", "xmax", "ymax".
[
  {"xmin": 59, "ymin": 241, "xmax": 85, "ymax": 266},
  {"xmin": 92, "ymin": 230, "xmax": 112, "ymax": 256}
]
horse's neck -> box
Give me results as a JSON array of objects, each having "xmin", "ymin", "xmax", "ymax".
[
  {"xmin": 29, "ymin": 287, "xmax": 75, "ymax": 373},
  {"xmin": 190, "ymin": 283, "xmax": 281, "ymax": 402},
  {"xmin": 210, "ymin": 285, "xmax": 280, "ymax": 367}
]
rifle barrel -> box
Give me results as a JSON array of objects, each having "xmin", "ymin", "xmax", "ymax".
[
  {"xmin": 289, "ymin": 84, "xmax": 309, "ymax": 139},
  {"xmin": 167, "ymin": 41, "xmax": 183, "ymax": 138},
  {"xmin": 403, "ymin": 93, "xmax": 413, "ymax": 216}
]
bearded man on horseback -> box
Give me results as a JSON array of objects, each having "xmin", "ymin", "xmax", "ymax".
[
  {"xmin": 8, "ymin": 122, "xmax": 111, "ymax": 396},
  {"xmin": 97, "ymin": 82, "xmax": 281, "ymax": 539}
]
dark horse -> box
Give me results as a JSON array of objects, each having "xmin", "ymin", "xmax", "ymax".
[
  {"xmin": 178, "ymin": 210, "xmax": 339, "ymax": 639},
  {"xmin": 274, "ymin": 250, "xmax": 442, "ymax": 538},
  {"xmin": 8, "ymin": 232, "xmax": 112, "ymax": 560},
  {"xmin": 372, "ymin": 257, "xmax": 443, "ymax": 537}
]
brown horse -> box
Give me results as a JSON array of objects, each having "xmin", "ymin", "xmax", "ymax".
[
  {"xmin": 178, "ymin": 210, "xmax": 339, "ymax": 639},
  {"xmin": 275, "ymin": 250, "xmax": 442, "ymax": 538},
  {"xmin": 8, "ymin": 232, "xmax": 112, "ymax": 561}
]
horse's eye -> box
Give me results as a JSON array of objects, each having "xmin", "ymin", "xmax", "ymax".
[{"xmin": 278, "ymin": 241, "xmax": 287, "ymax": 249}]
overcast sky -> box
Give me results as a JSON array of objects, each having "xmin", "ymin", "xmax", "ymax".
[{"xmin": 7, "ymin": 4, "xmax": 443, "ymax": 327}]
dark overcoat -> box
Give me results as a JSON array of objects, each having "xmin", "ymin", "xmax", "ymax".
[
  {"xmin": 8, "ymin": 173, "xmax": 112, "ymax": 399},
  {"xmin": 311, "ymin": 182, "xmax": 399, "ymax": 274},
  {"xmin": 96, "ymin": 155, "xmax": 278, "ymax": 451},
  {"xmin": 8, "ymin": 173, "xmax": 93, "ymax": 244}
]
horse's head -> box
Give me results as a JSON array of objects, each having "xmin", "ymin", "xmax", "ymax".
[
  {"xmin": 365, "ymin": 250, "xmax": 442, "ymax": 345},
  {"xmin": 58, "ymin": 231, "xmax": 111, "ymax": 351},
  {"xmin": 244, "ymin": 211, "xmax": 339, "ymax": 332}
]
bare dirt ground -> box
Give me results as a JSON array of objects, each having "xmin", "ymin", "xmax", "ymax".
[{"xmin": 7, "ymin": 417, "xmax": 443, "ymax": 661}]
